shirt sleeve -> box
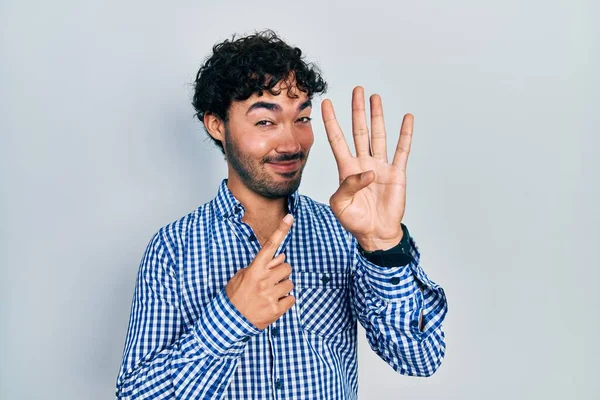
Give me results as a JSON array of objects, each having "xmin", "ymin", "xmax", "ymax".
[
  {"xmin": 349, "ymin": 234, "xmax": 448, "ymax": 377},
  {"xmin": 115, "ymin": 231, "xmax": 260, "ymax": 399}
]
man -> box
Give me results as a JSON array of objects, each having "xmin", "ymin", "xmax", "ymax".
[{"xmin": 116, "ymin": 30, "xmax": 447, "ymax": 399}]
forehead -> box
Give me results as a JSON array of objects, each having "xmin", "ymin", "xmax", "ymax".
[{"xmin": 233, "ymin": 81, "xmax": 311, "ymax": 112}]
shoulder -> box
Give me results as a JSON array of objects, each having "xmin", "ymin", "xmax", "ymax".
[
  {"xmin": 147, "ymin": 202, "xmax": 213, "ymax": 264},
  {"xmin": 299, "ymin": 194, "xmax": 335, "ymax": 220},
  {"xmin": 298, "ymin": 194, "xmax": 354, "ymax": 242}
]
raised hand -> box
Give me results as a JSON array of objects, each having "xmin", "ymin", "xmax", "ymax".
[
  {"xmin": 225, "ymin": 214, "xmax": 295, "ymax": 330},
  {"xmin": 322, "ymin": 86, "xmax": 414, "ymax": 252}
]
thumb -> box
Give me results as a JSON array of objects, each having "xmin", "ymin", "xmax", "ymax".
[{"xmin": 333, "ymin": 170, "xmax": 376, "ymax": 202}]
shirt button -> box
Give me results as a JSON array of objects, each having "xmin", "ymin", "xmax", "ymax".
[
  {"xmin": 241, "ymin": 336, "xmax": 250, "ymax": 342},
  {"xmin": 390, "ymin": 277, "xmax": 401, "ymax": 285},
  {"xmin": 321, "ymin": 274, "xmax": 330, "ymax": 284},
  {"xmin": 271, "ymin": 326, "xmax": 280, "ymax": 337},
  {"xmin": 274, "ymin": 379, "xmax": 283, "ymax": 390}
]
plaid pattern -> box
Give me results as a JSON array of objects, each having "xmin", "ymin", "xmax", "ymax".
[{"xmin": 116, "ymin": 179, "xmax": 447, "ymax": 399}]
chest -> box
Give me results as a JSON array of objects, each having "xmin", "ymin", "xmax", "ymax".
[{"xmin": 177, "ymin": 214, "xmax": 353, "ymax": 327}]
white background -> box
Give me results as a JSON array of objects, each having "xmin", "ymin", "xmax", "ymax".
[{"xmin": 1, "ymin": 0, "xmax": 598, "ymax": 398}]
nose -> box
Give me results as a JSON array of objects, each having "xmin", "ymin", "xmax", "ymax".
[{"xmin": 275, "ymin": 123, "xmax": 302, "ymax": 155}]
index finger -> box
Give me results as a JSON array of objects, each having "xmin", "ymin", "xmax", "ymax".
[
  {"xmin": 321, "ymin": 99, "xmax": 353, "ymax": 165},
  {"xmin": 253, "ymin": 214, "xmax": 294, "ymax": 267}
]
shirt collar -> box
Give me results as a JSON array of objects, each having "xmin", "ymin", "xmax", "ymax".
[{"xmin": 212, "ymin": 179, "xmax": 300, "ymax": 219}]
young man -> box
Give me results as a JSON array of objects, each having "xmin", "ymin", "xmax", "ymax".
[{"xmin": 116, "ymin": 30, "xmax": 447, "ymax": 399}]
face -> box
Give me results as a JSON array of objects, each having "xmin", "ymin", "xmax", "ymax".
[{"xmin": 222, "ymin": 81, "xmax": 314, "ymax": 199}]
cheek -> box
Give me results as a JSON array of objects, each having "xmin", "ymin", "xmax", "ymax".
[
  {"xmin": 254, "ymin": 137, "xmax": 272, "ymax": 153},
  {"xmin": 298, "ymin": 128, "xmax": 314, "ymax": 150},
  {"xmin": 239, "ymin": 133, "xmax": 271, "ymax": 156}
]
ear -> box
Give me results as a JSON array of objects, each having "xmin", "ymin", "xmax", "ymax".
[{"xmin": 203, "ymin": 112, "xmax": 225, "ymax": 143}]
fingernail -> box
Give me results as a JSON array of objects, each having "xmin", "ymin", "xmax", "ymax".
[{"xmin": 284, "ymin": 214, "xmax": 293, "ymax": 224}]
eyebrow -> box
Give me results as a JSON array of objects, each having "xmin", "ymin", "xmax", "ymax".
[{"xmin": 245, "ymin": 99, "xmax": 312, "ymax": 115}]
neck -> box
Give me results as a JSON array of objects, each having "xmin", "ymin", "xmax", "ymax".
[{"xmin": 226, "ymin": 175, "xmax": 289, "ymax": 226}]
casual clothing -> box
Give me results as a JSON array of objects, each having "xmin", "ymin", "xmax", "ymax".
[{"xmin": 116, "ymin": 179, "xmax": 447, "ymax": 399}]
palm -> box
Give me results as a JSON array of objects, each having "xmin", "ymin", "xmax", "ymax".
[
  {"xmin": 335, "ymin": 156, "xmax": 405, "ymax": 238},
  {"xmin": 321, "ymin": 87, "xmax": 414, "ymax": 248}
]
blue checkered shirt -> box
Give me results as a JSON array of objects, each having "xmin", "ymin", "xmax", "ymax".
[{"xmin": 116, "ymin": 179, "xmax": 447, "ymax": 399}]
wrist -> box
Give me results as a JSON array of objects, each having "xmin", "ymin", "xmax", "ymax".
[
  {"xmin": 356, "ymin": 231, "xmax": 404, "ymax": 252},
  {"xmin": 357, "ymin": 224, "xmax": 414, "ymax": 268}
]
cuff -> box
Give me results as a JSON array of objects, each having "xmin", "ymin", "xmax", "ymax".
[
  {"xmin": 356, "ymin": 237, "xmax": 448, "ymax": 338},
  {"xmin": 355, "ymin": 237, "xmax": 422, "ymax": 301},
  {"xmin": 191, "ymin": 288, "xmax": 261, "ymax": 358}
]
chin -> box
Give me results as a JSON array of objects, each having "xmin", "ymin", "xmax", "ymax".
[{"xmin": 261, "ymin": 174, "xmax": 302, "ymax": 199}]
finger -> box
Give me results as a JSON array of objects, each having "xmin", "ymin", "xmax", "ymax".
[
  {"xmin": 277, "ymin": 294, "xmax": 296, "ymax": 312},
  {"xmin": 392, "ymin": 113, "xmax": 414, "ymax": 171},
  {"xmin": 273, "ymin": 278, "xmax": 294, "ymax": 298},
  {"xmin": 351, "ymin": 86, "xmax": 371, "ymax": 157},
  {"xmin": 330, "ymin": 171, "xmax": 376, "ymax": 205},
  {"xmin": 370, "ymin": 94, "xmax": 387, "ymax": 162},
  {"xmin": 321, "ymin": 99, "xmax": 352, "ymax": 165},
  {"xmin": 266, "ymin": 253, "xmax": 286, "ymax": 270},
  {"xmin": 253, "ymin": 214, "xmax": 294, "ymax": 267},
  {"xmin": 269, "ymin": 262, "xmax": 292, "ymax": 284}
]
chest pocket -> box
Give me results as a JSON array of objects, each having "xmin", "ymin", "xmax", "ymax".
[{"xmin": 293, "ymin": 270, "xmax": 353, "ymax": 337}]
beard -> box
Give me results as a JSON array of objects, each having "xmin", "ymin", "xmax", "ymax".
[{"xmin": 224, "ymin": 125, "xmax": 308, "ymax": 199}]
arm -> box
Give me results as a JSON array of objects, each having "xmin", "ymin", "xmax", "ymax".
[
  {"xmin": 350, "ymin": 233, "xmax": 447, "ymax": 376},
  {"xmin": 321, "ymin": 86, "xmax": 448, "ymax": 375},
  {"xmin": 115, "ymin": 232, "xmax": 259, "ymax": 399}
]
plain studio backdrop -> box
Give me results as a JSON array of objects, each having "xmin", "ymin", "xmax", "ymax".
[{"xmin": 1, "ymin": 0, "xmax": 598, "ymax": 399}]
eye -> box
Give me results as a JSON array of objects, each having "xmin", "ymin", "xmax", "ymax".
[
  {"xmin": 297, "ymin": 116, "xmax": 312, "ymax": 123},
  {"xmin": 255, "ymin": 120, "xmax": 274, "ymax": 126}
]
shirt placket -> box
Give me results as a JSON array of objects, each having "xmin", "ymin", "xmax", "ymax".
[{"xmin": 227, "ymin": 209, "xmax": 295, "ymax": 400}]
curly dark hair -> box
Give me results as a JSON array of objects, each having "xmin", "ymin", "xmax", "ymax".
[{"xmin": 192, "ymin": 29, "xmax": 328, "ymax": 153}]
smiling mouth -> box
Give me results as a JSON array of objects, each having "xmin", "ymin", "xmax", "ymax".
[{"xmin": 267, "ymin": 160, "xmax": 301, "ymax": 173}]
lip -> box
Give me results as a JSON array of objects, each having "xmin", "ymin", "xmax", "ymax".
[{"xmin": 267, "ymin": 160, "xmax": 300, "ymax": 173}]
